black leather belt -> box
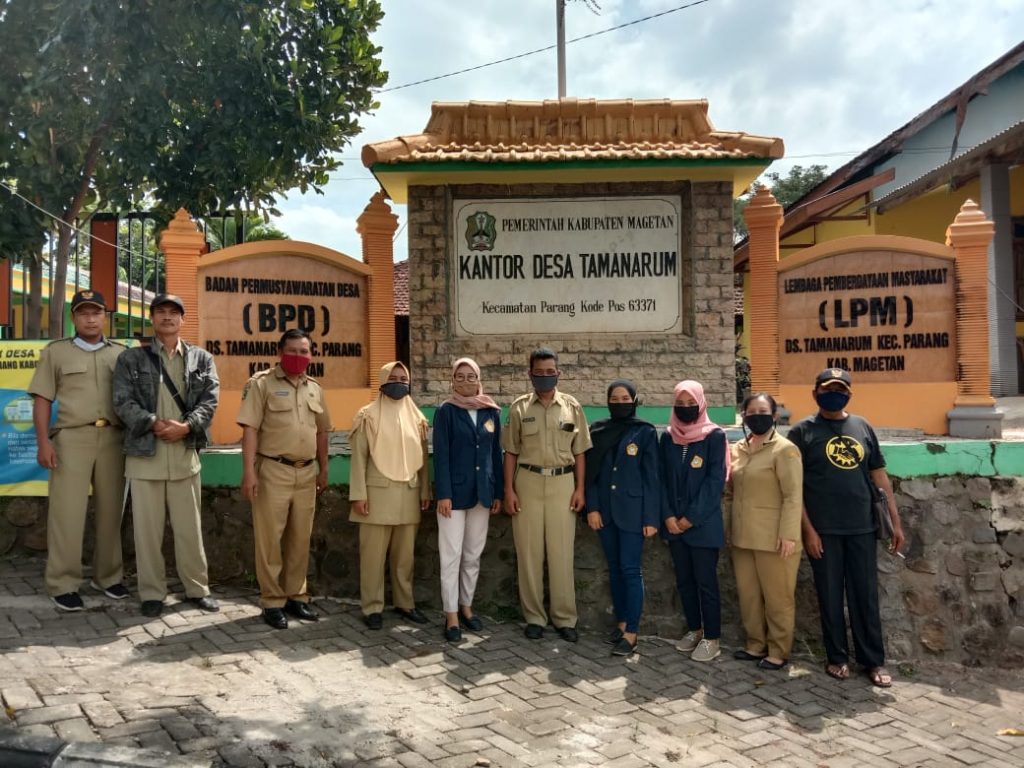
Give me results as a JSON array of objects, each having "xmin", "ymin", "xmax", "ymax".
[
  {"xmin": 519, "ymin": 463, "xmax": 574, "ymax": 477},
  {"xmin": 69, "ymin": 419, "xmax": 117, "ymax": 428},
  {"xmin": 259, "ymin": 454, "xmax": 315, "ymax": 468}
]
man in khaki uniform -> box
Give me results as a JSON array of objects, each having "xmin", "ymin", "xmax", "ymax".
[
  {"xmin": 238, "ymin": 329, "xmax": 332, "ymax": 630},
  {"xmin": 29, "ymin": 290, "xmax": 127, "ymax": 611},
  {"xmin": 113, "ymin": 294, "xmax": 220, "ymax": 618},
  {"xmin": 502, "ymin": 347, "xmax": 591, "ymax": 642}
]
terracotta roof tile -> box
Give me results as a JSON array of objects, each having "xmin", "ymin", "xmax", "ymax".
[{"xmin": 363, "ymin": 99, "xmax": 783, "ymax": 167}]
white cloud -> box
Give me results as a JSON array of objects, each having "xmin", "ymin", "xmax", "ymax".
[{"xmin": 273, "ymin": 0, "xmax": 1024, "ymax": 259}]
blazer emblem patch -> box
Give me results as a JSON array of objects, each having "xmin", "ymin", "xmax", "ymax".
[
  {"xmin": 483, "ymin": 418, "xmax": 495, "ymax": 433},
  {"xmin": 690, "ymin": 454, "xmax": 704, "ymax": 469},
  {"xmin": 625, "ymin": 442, "xmax": 639, "ymax": 456}
]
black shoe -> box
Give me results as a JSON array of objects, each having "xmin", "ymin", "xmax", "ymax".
[
  {"xmin": 757, "ymin": 658, "xmax": 788, "ymax": 671},
  {"xmin": 363, "ymin": 612, "xmax": 383, "ymax": 630},
  {"xmin": 90, "ymin": 581, "xmax": 130, "ymax": 600},
  {"xmin": 605, "ymin": 627, "xmax": 624, "ymax": 645},
  {"xmin": 284, "ymin": 599, "xmax": 319, "ymax": 622},
  {"xmin": 263, "ymin": 608, "xmax": 288, "ymax": 630},
  {"xmin": 188, "ymin": 596, "xmax": 220, "ymax": 613},
  {"xmin": 444, "ymin": 625, "xmax": 462, "ymax": 643},
  {"xmin": 611, "ymin": 637, "xmax": 637, "ymax": 657},
  {"xmin": 734, "ymin": 649, "xmax": 767, "ymax": 661},
  {"xmin": 52, "ymin": 592, "xmax": 84, "ymax": 612},
  {"xmin": 140, "ymin": 600, "xmax": 164, "ymax": 618},
  {"xmin": 459, "ymin": 612, "xmax": 484, "ymax": 632},
  {"xmin": 556, "ymin": 626, "xmax": 579, "ymax": 643},
  {"xmin": 524, "ymin": 623, "xmax": 545, "ymax": 640},
  {"xmin": 394, "ymin": 606, "xmax": 429, "ymax": 625}
]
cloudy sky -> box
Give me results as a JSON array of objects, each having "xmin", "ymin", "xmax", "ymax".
[{"xmin": 275, "ymin": 0, "xmax": 1024, "ymax": 261}]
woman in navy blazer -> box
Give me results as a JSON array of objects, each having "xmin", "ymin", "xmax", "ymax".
[
  {"xmin": 584, "ymin": 380, "xmax": 660, "ymax": 657},
  {"xmin": 659, "ymin": 379, "xmax": 729, "ymax": 662},
  {"xmin": 433, "ymin": 358, "xmax": 503, "ymax": 643}
]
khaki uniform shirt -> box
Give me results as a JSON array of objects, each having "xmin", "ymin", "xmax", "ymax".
[
  {"xmin": 501, "ymin": 391, "xmax": 592, "ymax": 466},
  {"xmin": 28, "ymin": 338, "xmax": 124, "ymax": 431},
  {"xmin": 236, "ymin": 364, "xmax": 332, "ymax": 460},
  {"xmin": 724, "ymin": 430, "xmax": 804, "ymax": 551},
  {"xmin": 125, "ymin": 340, "xmax": 200, "ymax": 481}
]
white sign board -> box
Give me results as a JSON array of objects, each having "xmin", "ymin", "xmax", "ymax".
[{"xmin": 453, "ymin": 196, "xmax": 683, "ymax": 335}]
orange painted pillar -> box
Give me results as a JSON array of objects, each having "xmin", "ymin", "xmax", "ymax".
[
  {"xmin": 357, "ymin": 192, "xmax": 398, "ymax": 386},
  {"xmin": 743, "ymin": 187, "xmax": 785, "ymax": 407},
  {"xmin": 946, "ymin": 199, "xmax": 995, "ymax": 406},
  {"xmin": 158, "ymin": 209, "xmax": 205, "ymax": 342}
]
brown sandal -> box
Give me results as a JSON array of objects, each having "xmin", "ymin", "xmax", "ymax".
[
  {"xmin": 866, "ymin": 667, "xmax": 892, "ymax": 688},
  {"xmin": 825, "ymin": 663, "xmax": 850, "ymax": 680}
]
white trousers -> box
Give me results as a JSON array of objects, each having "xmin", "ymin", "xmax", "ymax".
[{"xmin": 437, "ymin": 503, "xmax": 490, "ymax": 613}]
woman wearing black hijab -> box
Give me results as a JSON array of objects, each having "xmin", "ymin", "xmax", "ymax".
[{"xmin": 584, "ymin": 380, "xmax": 660, "ymax": 656}]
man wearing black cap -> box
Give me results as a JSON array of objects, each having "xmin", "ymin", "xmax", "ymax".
[
  {"xmin": 28, "ymin": 290, "xmax": 128, "ymax": 611},
  {"xmin": 113, "ymin": 294, "xmax": 220, "ymax": 617},
  {"xmin": 787, "ymin": 368, "xmax": 905, "ymax": 688}
]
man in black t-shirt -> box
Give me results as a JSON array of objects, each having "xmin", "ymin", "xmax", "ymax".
[{"xmin": 788, "ymin": 368, "xmax": 905, "ymax": 688}]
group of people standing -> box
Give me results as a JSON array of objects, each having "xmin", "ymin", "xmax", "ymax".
[{"xmin": 31, "ymin": 291, "xmax": 905, "ymax": 688}]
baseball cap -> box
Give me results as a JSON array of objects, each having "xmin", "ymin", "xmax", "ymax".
[
  {"xmin": 150, "ymin": 293, "xmax": 186, "ymax": 314},
  {"xmin": 70, "ymin": 290, "xmax": 106, "ymax": 312},
  {"xmin": 815, "ymin": 367, "xmax": 852, "ymax": 391}
]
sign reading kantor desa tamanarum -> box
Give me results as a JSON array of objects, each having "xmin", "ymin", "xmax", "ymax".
[
  {"xmin": 453, "ymin": 196, "xmax": 683, "ymax": 335},
  {"xmin": 777, "ymin": 249, "xmax": 956, "ymax": 383}
]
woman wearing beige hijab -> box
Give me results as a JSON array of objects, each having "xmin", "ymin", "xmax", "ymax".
[{"xmin": 349, "ymin": 362, "xmax": 431, "ymax": 630}]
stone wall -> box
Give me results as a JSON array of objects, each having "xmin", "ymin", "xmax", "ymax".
[
  {"xmin": 4, "ymin": 474, "xmax": 1023, "ymax": 667},
  {"xmin": 406, "ymin": 181, "xmax": 736, "ymax": 407}
]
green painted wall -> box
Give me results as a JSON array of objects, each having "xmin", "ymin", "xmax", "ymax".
[{"xmin": 199, "ymin": 439, "xmax": 1024, "ymax": 487}]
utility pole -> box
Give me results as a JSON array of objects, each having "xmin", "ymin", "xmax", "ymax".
[{"xmin": 556, "ymin": 0, "xmax": 566, "ymax": 98}]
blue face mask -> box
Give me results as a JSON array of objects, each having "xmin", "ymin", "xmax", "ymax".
[{"xmin": 815, "ymin": 390, "xmax": 850, "ymax": 412}]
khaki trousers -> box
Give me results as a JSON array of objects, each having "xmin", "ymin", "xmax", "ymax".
[
  {"xmin": 731, "ymin": 546, "xmax": 800, "ymax": 660},
  {"xmin": 511, "ymin": 470, "xmax": 577, "ymax": 628},
  {"xmin": 252, "ymin": 458, "xmax": 317, "ymax": 608},
  {"xmin": 358, "ymin": 523, "xmax": 417, "ymax": 615},
  {"xmin": 46, "ymin": 426, "xmax": 125, "ymax": 596},
  {"xmin": 129, "ymin": 474, "xmax": 210, "ymax": 602}
]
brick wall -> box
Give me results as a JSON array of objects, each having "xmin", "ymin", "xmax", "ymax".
[{"xmin": 407, "ymin": 181, "xmax": 736, "ymax": 407}]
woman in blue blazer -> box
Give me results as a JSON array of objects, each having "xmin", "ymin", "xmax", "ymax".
[
  {"xmin": 433, "ymin": 358, "xmax": 503, "ymax": 643},
  {"xmin": 584, "ymin": 380, "xmax": 660, "ymax": 657},
  {"xmin": 659, "ymin": 379, "xmax": 729, "ymax": 662}
]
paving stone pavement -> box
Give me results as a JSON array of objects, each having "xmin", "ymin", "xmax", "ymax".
[{"xmin": 2, "ymin": 556, "xmax": 1024, "ymax": 768}]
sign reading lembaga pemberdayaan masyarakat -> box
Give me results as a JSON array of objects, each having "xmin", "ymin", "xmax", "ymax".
[{"xmin": 453, "ymin": 196, "xmax": 683, "ymax": 336}]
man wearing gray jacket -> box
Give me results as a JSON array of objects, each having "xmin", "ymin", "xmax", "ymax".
[{"xmin": 113, "ymin": 294, "xmax": 220, "ymax": 617}]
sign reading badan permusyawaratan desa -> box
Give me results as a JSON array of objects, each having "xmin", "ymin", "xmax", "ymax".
[
  {"xmin": 453, "ymin": 196, "xmax": 682, "ymax": 335},
  {"xmin": 197, "ymin": 253, "xmax": 368, "ymax": 392},
  {"xmin": 778, "ymin": 249, "xmax": 956, "ymax": 383}
]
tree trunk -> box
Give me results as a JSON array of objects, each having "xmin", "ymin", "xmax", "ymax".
[
  {"xmin": 47, "ymin": 221, "xmax": 73, "ymax": 338},
  {"xmin": 25, "ymin": 252, "xmax": 43, "ymax": 338}
]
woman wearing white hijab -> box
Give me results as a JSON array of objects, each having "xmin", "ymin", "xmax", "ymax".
[
  {"xmin": 349, "ymin": 362, "xmax": 431, "ymax": 630},
  {"xmin": 433, "ymin": 358, "xmax": 503, "ymax": 643}
]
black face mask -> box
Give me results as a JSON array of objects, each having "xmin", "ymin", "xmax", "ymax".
[
  {"xmin": 381, "ymin": 382, "xmax": 410, "ymax": 400},
  {"xmin": 608, "ymin": 402, "xmax": 636, "ymax": 420},
  {"xmin": 531, "ymin": 374, "xmax": 558, "ymax": 393},
  {"xmin": 743, "ymin": 414, "xmax": 775, "ymax": 436},
  {"xmin": 674, "ymin": 405, "xmax": 700, "ymax": 423}
]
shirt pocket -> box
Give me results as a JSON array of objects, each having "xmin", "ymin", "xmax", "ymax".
[
  {"xmin": 520, "ymin": 420, "xmax": 541, "ymax": 448},
  {"xmin": 60, "ymin": 362, "xmax": 88, "ymax": 379},
  {"xmin": 266, "ymin": 396, "xmax": 292, "ymax": 413}
]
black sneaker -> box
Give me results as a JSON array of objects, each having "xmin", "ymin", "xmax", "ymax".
[
  {"xmin": 605, "ymin": 627, "xmax": 625, "ymax": 645},
  {"xmin": 52, "ymin": 593, "xmax": 84, "ymax": 612},
  {"xmin": 90, "ymin": 581, "xmax": 130, "ymax": 600}
]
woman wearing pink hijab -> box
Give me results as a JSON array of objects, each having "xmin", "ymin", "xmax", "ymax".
[
  {"xmin": 658, "ymin": 380, "xmax": 729, "ymax": 662},
  {"xmin": 432, "ymin": 358, "xmax": 504, "ymax": 643}
]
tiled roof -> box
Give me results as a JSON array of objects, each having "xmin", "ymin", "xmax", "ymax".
[
  {"xmin": 394, "ymin": 260, "xmax": 409, "ymax": 316},
  {"xmin": 363, "ymin": 99, "xmax": 783, "ymax": 167}
]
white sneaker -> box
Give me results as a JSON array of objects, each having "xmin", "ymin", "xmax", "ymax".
[
  {"xmin": 675, "ymin": 629, "xmax": 703, "ymax": 653},
  {"xmin": 691, "ymin": 638, "xmax": 721, "ymax": 662}
]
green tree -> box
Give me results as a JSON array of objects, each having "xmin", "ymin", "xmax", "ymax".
[
  {"xmin": 201, "ymin": 214, "xmax": 289, "ymax": 251},
  {"xmin": 0, "ymin": 0, "xmax": 385, "ymax": 337},
  {"xmin": 733, "ymin": 164, "xmax": 829, "ymax": 241}
]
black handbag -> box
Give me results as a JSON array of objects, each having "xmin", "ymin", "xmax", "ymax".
[{"xmin": 859, "ymin": 457, "xmax": 894, "ymax": 541}]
